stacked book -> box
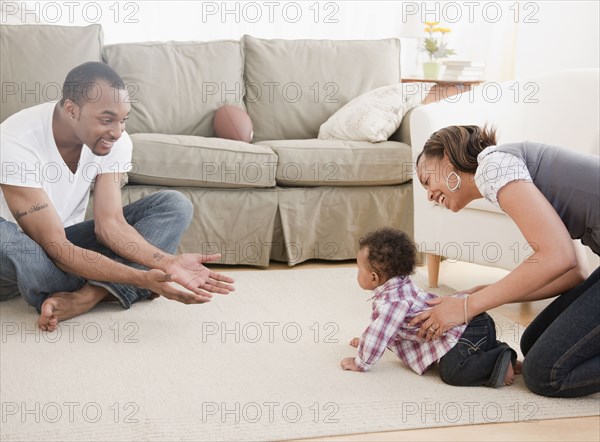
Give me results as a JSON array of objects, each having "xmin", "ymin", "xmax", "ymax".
[{"xmin": 442, "ymin": 61, "xmax": 485, "ymax": 81}]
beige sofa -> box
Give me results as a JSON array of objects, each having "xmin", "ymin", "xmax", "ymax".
[{"xmin": 1, "ymin": 24, "xmax": 415, "ymax": 266}]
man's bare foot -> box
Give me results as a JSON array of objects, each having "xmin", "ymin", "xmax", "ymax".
[
  {"xmin": 38, "ymin": 284, "xmax": 110, "ymax": 332},
  {"xmin": 504, "ymin": 362, "xmax": 516, "ymax": 386}
]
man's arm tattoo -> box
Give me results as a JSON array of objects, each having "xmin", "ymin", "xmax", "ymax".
[
  {"xmin": 29, "ymin": 203, "xmax": 48, "ymax": 214},
  {"xmin": 13, "ymin": 203, "xmax": 49, "ymax": 221}
]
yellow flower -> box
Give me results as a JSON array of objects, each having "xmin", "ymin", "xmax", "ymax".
[{"xmin": 421, "ymin": 23, "xmax": 456, "ymax": 60}]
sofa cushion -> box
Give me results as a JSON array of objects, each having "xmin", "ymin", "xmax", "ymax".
[
  {"xmin": 128, "ymin": 134, "xmax": 278, "ymax": 188},
  {"xmin": 318, "ymin": 83, "xmax": 433, "ymax": 142},
  {"xmin": 0, "ymin": 24, "xmax": 103, "ymax": 123},
  {"xmin": 257, "ymin": 139, "xmax": 412, "ymax": 186},
  {"xmin": 242, "ymin": 35, "xmax": 401, "ymax": 142},
  {"xmin": 103, "ymin": 40, "xmax": 244, "ymax": 137}
]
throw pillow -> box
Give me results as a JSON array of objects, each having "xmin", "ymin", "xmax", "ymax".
[{"xmin": 318, "ymin": 82, "xmax": 434, "ymax": 142}]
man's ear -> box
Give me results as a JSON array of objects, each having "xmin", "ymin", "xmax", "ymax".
[{"xmin": 63, "ymin": 99, "xmax": 80, "ymax": 120}]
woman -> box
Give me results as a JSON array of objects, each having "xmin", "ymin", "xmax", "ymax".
[{"xmin": 412, "ymin": 125, "xmax": 599, "ymax": 398}]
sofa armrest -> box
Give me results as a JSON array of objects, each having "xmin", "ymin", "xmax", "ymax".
[{"xmin": 411, "ymin": 70, "xmax": 600, "ymax": 159}]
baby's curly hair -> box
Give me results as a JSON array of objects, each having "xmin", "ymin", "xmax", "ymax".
[{"xmin": 359, "ymin": 227, "xmax": 417, "ymax": 281}]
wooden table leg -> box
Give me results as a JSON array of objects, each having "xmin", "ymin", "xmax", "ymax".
[{"xmin": 427, "ymin": 253, "xmax": 441, "ymax": 288}]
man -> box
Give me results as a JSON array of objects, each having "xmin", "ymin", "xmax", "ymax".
[{"xmin": 0, "ymin": 62, "xmax": 235, "ymax": 332}]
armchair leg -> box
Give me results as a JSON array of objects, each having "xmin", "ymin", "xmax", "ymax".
[{"xmin": 427, "ymin": 254, "xmax": 441, "ymax": 288}]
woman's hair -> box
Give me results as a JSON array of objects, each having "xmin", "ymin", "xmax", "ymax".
[
  {"xmin": 416, "ymin": 125, "xmax": 497, "ymax": 173},
  {"xmin": 359, "ymin": 227, "xmax": 416, "ymax": 281}
]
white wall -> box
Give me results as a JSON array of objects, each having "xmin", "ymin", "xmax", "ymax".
[
  {"xmin": 1, "ymin": 1, "xmax": 598, "ymax": 81},
  {"xmin": 513, "ymin": 1, "xmax": 600, "ymax": 78}
]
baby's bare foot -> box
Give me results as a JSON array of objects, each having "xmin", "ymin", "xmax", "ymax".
[
  {"xmin": 504, "ymin": 362, "xmax": 516, "ymax": 386},
  {"xmin": 349, "ymin": 337, "xmax": 360, "ymax": 347},
  {"xmin": 514, "ymin": 360, "xmax": 523, "ymax": 375},
  {"xmin": 38, "ymin": 284, "xmax": 109, "ymax": 332}
]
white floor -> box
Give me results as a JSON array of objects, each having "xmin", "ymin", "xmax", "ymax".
[{"xmin": 433, "ymin": 258, "xmax": 511, "ymax": 291}]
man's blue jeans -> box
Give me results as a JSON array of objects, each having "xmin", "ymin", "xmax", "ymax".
[
  {"xmin": 0, "ymin": 190, "xmax": 193, "ymax": 312},
  {"xmin": 520, "ymin": 265, "xmax": 600, "ymax": 398},
  {"xmin": 438, "ymin": 312, "xmax": 517, "ymax": 388}
]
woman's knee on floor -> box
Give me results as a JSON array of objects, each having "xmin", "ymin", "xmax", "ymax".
[{"xmin": 522, "ymin": 356, "xmax": 558, "ymax": 397}]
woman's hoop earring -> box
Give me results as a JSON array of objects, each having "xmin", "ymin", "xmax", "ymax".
[{"xmin": 445, "ymin": 171, "xmax": 461, "ymax": 193}]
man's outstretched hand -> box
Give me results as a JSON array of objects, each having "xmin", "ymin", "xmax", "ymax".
[{"xmin": 144, "ymin": 254, "xmax": 235, "ymax": 304}]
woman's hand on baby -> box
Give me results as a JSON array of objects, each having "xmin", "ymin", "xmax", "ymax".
[
  {"xmin": 349, "ymin": 337, "xmax": 360, "ymax": 347},
  {"xmin": 340, "ymin": 357, "xmax": 361, "ymax": 371},
  {"xmin": 410, "ymin": 296, "xmax": 465, "ymax": 341}
]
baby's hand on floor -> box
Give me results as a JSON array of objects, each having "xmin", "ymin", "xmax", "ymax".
[
  {"xmin": 340, "ymin": 357, "xmax": 361, "ymax": 371},
  {"xmin": 349, "ymin": 337, "xmax": 360, "ymax": 347}
]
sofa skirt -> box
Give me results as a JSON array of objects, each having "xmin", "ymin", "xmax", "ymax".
[
  {"xmin": 270, "ymin": 183, "xmax": 414, "ymax": 265},
  {"xmin": 86, "ymin": 183, "xmax": 413, "ymax": 267}
]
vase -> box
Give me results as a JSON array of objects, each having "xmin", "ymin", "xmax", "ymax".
[{"xmin": 423, "ymin": 62, "xmax": 441, "ymax": 80}]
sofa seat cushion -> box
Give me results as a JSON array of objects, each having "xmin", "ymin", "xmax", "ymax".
[
  {"xmin": 103, "ymin": 40, "xmax": 244, "ymax": 137},
  {"xmin": 128, "ymin": 134, "xmax": 278, "ymax": 188},
  {"xmin": 257, "ymin": 139, "xmax": 412, "ymax": 186}
]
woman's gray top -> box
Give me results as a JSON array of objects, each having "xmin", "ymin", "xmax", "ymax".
[{"xmin": 494, "ymin": 142, "xmax": 599, "ymax": 256}]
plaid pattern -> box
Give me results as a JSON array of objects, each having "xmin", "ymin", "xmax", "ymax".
[{"xmin": 354, "ymin": 276, "xmax": 467, "ymax": 374}]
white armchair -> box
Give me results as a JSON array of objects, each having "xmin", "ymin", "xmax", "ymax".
[{"xmin": 410, "ymin": 69, "xmax": 600, "ymax": 287}]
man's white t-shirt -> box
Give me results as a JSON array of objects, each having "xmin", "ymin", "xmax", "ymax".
[{"xmin": 0, "ymin": 102, "xmax": 133, "ymax": 227}]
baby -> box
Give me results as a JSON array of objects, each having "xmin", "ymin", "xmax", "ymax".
[{"xmin": 341, "ymin": 227, "xmax": 518, "ymax": 387}]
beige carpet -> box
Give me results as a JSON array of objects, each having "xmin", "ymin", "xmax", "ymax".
[{"xmin": 1, "ymin": 267, "xmax": 598, "ymax": 441}]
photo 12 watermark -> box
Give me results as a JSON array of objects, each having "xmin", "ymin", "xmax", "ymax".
[
  {"xmin": 400, "ymin": 400, "xmax": 540, "ymax": 424},
  {"xmin": 200, "ymin": 320, "xmax": 340, "ymax": 344},
  {"xmin": 1, "ymin": 401, "xmax": 140, "ymax": 424},
  {"xmin": 400, "ymin": 1, "xmax": 540, "ymax": 24},
  {"xmin": 200, "ymin": 1, "xmax": 341, "ymax": 24},
  {"xmin": 200, "ymin": 401, "xmax": 340, "ymax": 424},
  {"xmin": 197, "ymin": 240, "xmax": 342, "ymax": 264},
  {"xmin": 417, "ymin": 240, "xmax": 537, "ymax": 265},
  {"xmin": 1, "ymin": 320, "xmax": 140, "ymax": 344},
  {"xmin": 1, "ymin": 1, "xmax": 141, "ymax": 24},
  {"xmin": 1, "ymin": 80, "xmax": 140, "ymax": 105}
]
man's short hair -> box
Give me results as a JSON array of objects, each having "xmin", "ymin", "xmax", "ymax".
[
  {"xmin": 359, "ymin": 227, "xmax": 417, "ymax": 281},
  {"xmin": 60, "ymin": 61, "xmax": 125, "ymax": 107}
]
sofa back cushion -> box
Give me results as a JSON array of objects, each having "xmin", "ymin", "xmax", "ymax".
[
  {"xmin": 242, "ymin": 35, "xmax": 401, "ymax": 142},
  {"xmin": 0, "ymin": 24, "xmax": 103, "ymax": 123},
  {"xmin": 103, "ymin": 40, "xmax": 244, "ymax": 136}
]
